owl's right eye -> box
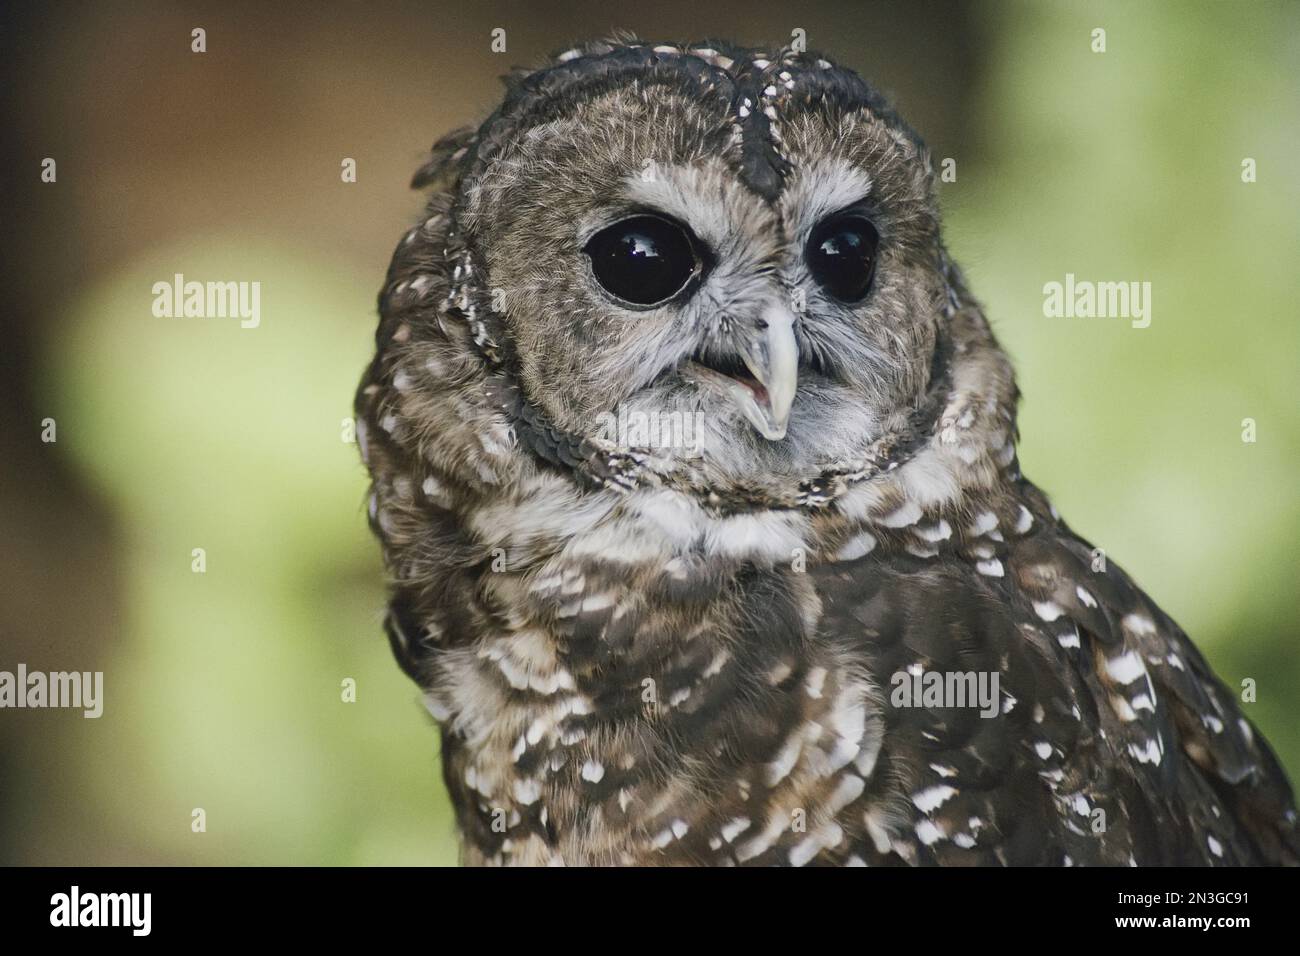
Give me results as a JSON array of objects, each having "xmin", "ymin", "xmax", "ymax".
[{"xmin": 584, "ymin": 215, "xmax": 701, "ymax": 307}]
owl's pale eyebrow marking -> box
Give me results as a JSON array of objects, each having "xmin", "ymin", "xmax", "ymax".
[
  {"xmin": 614, "ymin": 176, "xmax": 730, "ymax": 252},
  {"xmin": 782, "ymin": 159, "xmax": 875, "ymax": 241},
  {"xmin": 575, "ymin": 204, "xmax": 695, "ymax": 246}
]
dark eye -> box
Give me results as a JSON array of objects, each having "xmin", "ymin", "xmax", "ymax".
[
  {"xmin": 806, "ymin": 214, "xmax": 880, "ymax": 303},
  {"xmin": 584, "ymin": 215, "xmax": 700, "ymax": 307}
]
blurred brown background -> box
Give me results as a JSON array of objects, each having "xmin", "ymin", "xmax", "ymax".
[{"xmin": 2, "ymin": 0, "xmax": 1296, "ymax": 864}]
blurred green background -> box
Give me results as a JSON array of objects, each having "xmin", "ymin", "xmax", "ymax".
[{"xmin": 2, "ymin": 0, "xmax": 1296, "ymax": 865}]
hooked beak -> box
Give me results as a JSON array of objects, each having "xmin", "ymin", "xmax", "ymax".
[{"xmin": 686, "ymin": 304, "xmax": 799, "ymax": 441}]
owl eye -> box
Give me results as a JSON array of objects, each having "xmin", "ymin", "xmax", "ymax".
[
  {"xmin": 806, "ymin": 214, "xmax": 880, "ymax": 303},
  {"xmin": 584, "ymin": 215, "xmax": 701, "ymax": 307}
]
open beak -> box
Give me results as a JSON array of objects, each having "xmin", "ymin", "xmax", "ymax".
[{"xmin": 686, "ymin": 304, "xmax": 799, "ymax": 441}]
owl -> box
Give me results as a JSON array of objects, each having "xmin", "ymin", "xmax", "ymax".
[{"xmin": 355, "ymin": 37, "xmax": 1297, "ymax": 866}]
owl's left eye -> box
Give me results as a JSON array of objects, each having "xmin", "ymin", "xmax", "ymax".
[
  {"xmin": 584, "ymin": 215, "xmax": 701, "ymax": 307},
  {"xmin": 806, "ymin": 214, "xmax": 880, "ymax": 304}
]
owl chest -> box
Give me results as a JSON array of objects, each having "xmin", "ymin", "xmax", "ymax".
[{"xmin": 438, "ymin": 558, "xmax": 904, "ymax": 865}]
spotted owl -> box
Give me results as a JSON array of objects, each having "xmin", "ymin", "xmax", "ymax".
[{"xmin": 355, "ymin": 37, "xmax": 1297, "ymax": 866}]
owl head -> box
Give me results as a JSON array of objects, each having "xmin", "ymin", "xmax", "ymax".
[{"xmin": 367, "ymin": 37, "xmax": 1005, "ymax": 516}]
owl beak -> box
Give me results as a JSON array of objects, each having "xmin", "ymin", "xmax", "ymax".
[
  {"xmin": 684, "ymin": 304, "xmax": 799, "ymax": 441},
  {"xmin": 736, "ymin": 304, "xmax": 799, "ymax": 441}
]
